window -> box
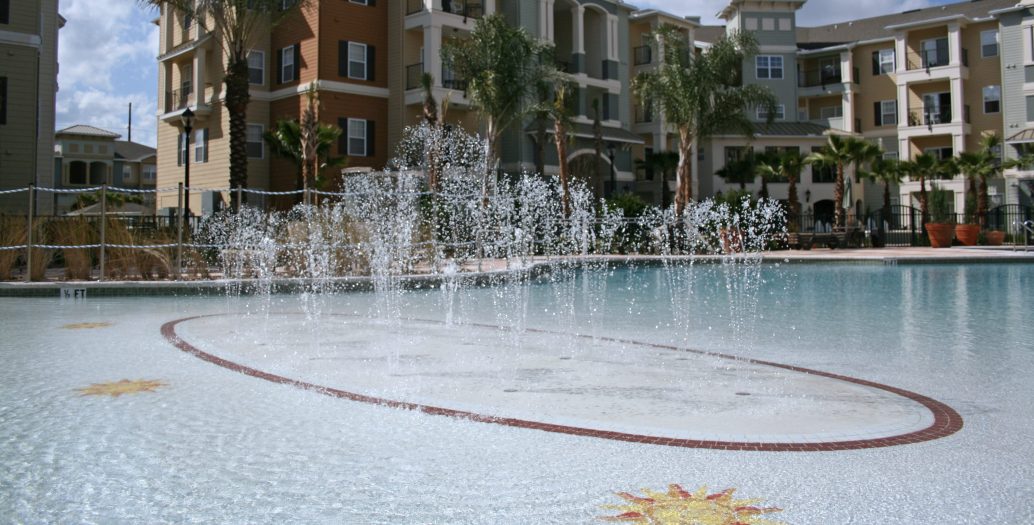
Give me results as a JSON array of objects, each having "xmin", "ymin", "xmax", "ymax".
[
  {"xmin": 0, "ymin": 76, "xmax": 6, "ymax": 125},
  {"xmin": 745, "ymin": 18, "xmax": 757, "ymax": 31},
  {"xmin": 194, "ymin": 128, "xmax": 208, "ymax": 163},
  {"xmin": 757, "ymin": 104, "xmax": 785, "ymax": 120},
  {"xmin": 883, "ymin": 151, "xmax": 899, "ymax": 161},
  {"xmin": 778, "ymin": 18, "xmax": 791, "ymax": 32},
  {"xmin": 756, "ymin": 56, "xmax": 783, "ymax": 79},
  {"xmin": 88, "ymin": 162, "xmax": 107, "ymax": 185},
  {"xmin": 246, "ymin": 124, "xmax": 263, "ymax": 159},
  {"xmin": 181, "ymin": 64, "xmax": 193, "ymax": 96},
  {"xmin": 183, "ymin": 13, "xmax": 192, "ymax": 32},
  {"xmin": 178, "ymin": 132, "xmax": 189, "ymax": 166},
  {"xmin": 349, "ymin": 0, "xmax": 370, "ymax": 4},
  {"xmin": 122, "ymin": 166, "xmax": 135, "ymax": 182},
  {"xmin": 875, "ymin": 100, "xmax": 897, "ymax": 126},
  {"xmin": 348, "ymin": 42, "xmax": 367, "ymax": 80},
  {"xmin": 924, "ymin": 147, "xmax": 953, "ymax": 161},
  {"xmin": 983, "ymin": 85, "xmax": 1001, "ymax": 114},
  {"xmin": 762, "ymin": 18, "xmax": 774, "ymax": 31},
  {"xmin": 0, "ymin": 0, "xmax": 8, "ymax": 24},
  {"xmin": 280, "ymin": 45, "xmax": 295, "ymax": 83},
  {"xmin": 820, "ymin": 105, "xmax": 843, "ymax": 119},
  {"xmin": 69, "ymin": 161, "xmax": 87, "ymax": 185},
  {"xmin": 347, "ymin": 118, "xmax": 368, "ymax": 156},
  {"xmin": 248, "ymin": 51, "xmax": 264, "ymax": 85},
  {"xmin": 921, "ymin": 38, "xmax": 949, "ymax": 68},
  {"xmin": 725, "ymin": 146, "xmax": 747, "ymax": 164},
  {"xmin": 142, "ymin": 165, "xmax": 156, "ymax": 182},
  {"xmin": 1028, "ymin": 95, "xmax": 1034, "ymax": 122},
  {"xmin": 981, "ymin": 30, "xmax": 999, "ymax": 58},
  {"xmin": 872, "ymin": 49, "xmax": 895, "ymax": 75},
  {"xmin": 923, "ymin": 92, "xmax": 952, "ymax": 124}
]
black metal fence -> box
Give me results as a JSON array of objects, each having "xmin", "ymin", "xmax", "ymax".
[{"xmin": 786, "ymin": 204, "xmax": 1033, "ymax": 247}]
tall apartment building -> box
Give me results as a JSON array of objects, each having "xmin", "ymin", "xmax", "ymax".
[
  {"xmin": 687, "ymin": 0, "xmax": 1017, "ymax": 220},
  {"xmin": 155, "ymin": 1, "xmax": 389, "ymax": 212},
  {"xmin": 995, "ymin": 0, "xmax": 1034, "ymax": 207},
  {"xmin": 394, "ymin": 0, "xmax": 642, "ymax": 195},
  {"xmin": 154, "ymin": 0, "xmax": 1031, "ymax": 215},
  {"xmin": 0, "ymin": 0, "xmax": 62, "ymax": 215}
]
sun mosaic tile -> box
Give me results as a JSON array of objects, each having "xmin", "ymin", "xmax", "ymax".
[
  {"xmin": 76, "ymin": 379, "xmax": 167, "ymax": 398},
  {"xmin": 602, "ymin": 485, "xmax": 782, "ymax": 524}
]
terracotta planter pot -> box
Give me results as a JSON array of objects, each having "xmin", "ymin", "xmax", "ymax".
[
  {"xmin": 986, "ymin": 230, "xmax": 1005, "ymax": 246},
  {"xmin": 955, "ymin": 224, "xmax": 979, "ymax": 246},
  {"xmin": 925, "ymin": 223, "xmax": 954, "ymax": 248}
]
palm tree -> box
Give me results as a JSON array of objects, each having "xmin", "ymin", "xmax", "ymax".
[
  {"xmin": 542, "ymin": 80, "xmax": 576, "ymax": 217},
  {"xmin": 140, "ymin": 0, "xmax": 309, "ymax": 211},
  {"xmin": 805, "ymin": 135, "xmax": 870, "ymax": 228},
  {"xmin": 954, "ymin": 150, "xmax": 988, "ymax": 224},
  {"xmin": 976, "ymin": 133, "xmax": 1004, "ymax": 227},
  {"xmin": 716, "ymin": 152, "xmax": 757, "ymax": 191},
  {"xmin": 861, "ymin": 156, "xmax": 904, "ymax": 218},
  {"xmin": 633, "ymin": 26, "xmax": 776, "ymax": 215},
  {"xmin": 754, "ymin": 149, "xmax": 804, "ymax": 215},
  {"xmin": 264, "ymin": 117, "xmax": 344, "ymax": 200},
  {"xmin": 635, "ymin": 151, "xmax": 679, "ymax": 209},
  {"xmin": 440, "ymin": 15, "xmax": 550, "ymax": 197},
  {"xmin": 907, "ymin": 153, "xmax": 939, "ymax": 225}
]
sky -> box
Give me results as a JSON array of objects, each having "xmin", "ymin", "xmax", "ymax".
[{"xmin": 55, "ymin": 0, "xmax": 959, "ymax": 148}]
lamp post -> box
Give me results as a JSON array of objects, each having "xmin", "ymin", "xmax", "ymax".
[
  {"xmin": 180, "ymin": 108, "xmax": 195, "ymax": 222},
  {"xmin": 606, "ymin": 142, "xmax": 617, "ymax": 197}
]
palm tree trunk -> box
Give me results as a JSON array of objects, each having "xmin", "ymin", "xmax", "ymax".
[
  {"xmin": 788, "ymin": 173, "xmax": 799, "ymax": 216},
  {"xmin": 225, "ymin": 57, "xmax": 250, "ymax": 211},
  {"xmin": 554, "ymin": 120, "xmax": 571, "ymax": 217},
  {"xmin": 674, "ymin": 127, "xmax": 693, "ymax": 215},
  {"xmin": 833, "ymin": 162, "xmax": 845, "ymax": 228},
  {"xmin": 534, "ymin": 116, "xmax": 547, "ymax": 177},
  {"xmin": 883, "ymin": 182, "xmax": 891, "ymax": 216},
  {"xmin": 483, "ymin": 119, "xmax": 499, "ymax": 206}
]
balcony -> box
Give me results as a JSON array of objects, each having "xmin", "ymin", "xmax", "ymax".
[
  {"xmin": 633, "ymin": 46, "xmax": 652, "ymax": 66},
  {"xmin": 165, "ymin": 88, "xmax": 192, "ymax": 113},
  {"xmin": 635, "ymin": 105, "xmax": 653, "ymax": 124},
  {"xmin": 442, "ymin": 66, "xmax": 467, "ymax": 91},
  {"xmin": 798, "ymin": 68, "xmax": 842, "ymax": 88},
  {"xmin": 906, "ymin": 48, "xmax": 966, "ymax": 72},
  {"xmin": 909, "ymin": 109, "xmax": 952, "ymax": 127},
  {"xmin": 406, "ymin": 63, "xmax": 423, "ymax": 90},
  {"xmin": 441, "ymin": 0, "xmax": 483, "ymax": 20},
  {"xmin": 406, "ymin": 0, "xmax": 423, "ymax": 15}
]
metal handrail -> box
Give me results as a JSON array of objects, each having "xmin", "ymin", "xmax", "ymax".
[{"xmin": 1019, "ymin": 220, "xmax": 1034, "ymax": 252}]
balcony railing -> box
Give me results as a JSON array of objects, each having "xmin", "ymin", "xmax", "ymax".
[
  {"xmin": 165, "ymin": 88, "xmax": 192, "ymax": 113},
  {"xmin": 442, "ymin": 67, "xmax": 467, "ymax": 91},
  {"xmin": 907, "ymin": 49, "xmax": 950, "ymax": 71},
  {"xmin": 406, "ymin": 0, "xmax": 423, "ymax": 15},
  {"xmin": 633, "ymin": 46, "xmax": 652, "ymax": 66},
  {"xmin": 909, "ymin": 109, "xmax": 952, "ymax": 127},
  {"xmin": 798, "ymin": 68, "xmax": 842, "ymax": 88},
  {"xmin": 441, "ymin": 0, "xmax": 483, "ymax": 20},
  {"xmin": 406, "ymin": 63, "xmax": 423, "ymax": 90}
]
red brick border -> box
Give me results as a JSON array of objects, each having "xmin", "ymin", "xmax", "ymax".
[{"xmin": 161, "ymin": 315, "xmax": 963, "ymax": 452}]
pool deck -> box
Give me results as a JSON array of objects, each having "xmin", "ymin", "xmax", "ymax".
[{"xmin": 1, "ymin": 246, "xmax": 1031, "ymax": 297}]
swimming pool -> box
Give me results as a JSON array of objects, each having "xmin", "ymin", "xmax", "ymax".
[{"xmin": 1, "ymin": 262, "xmax": 1032, "ymax": 523}]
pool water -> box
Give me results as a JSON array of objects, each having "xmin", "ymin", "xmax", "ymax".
[{"xmin": 1, "ymin": 262, "xmax": 1032, "ymax": 523}]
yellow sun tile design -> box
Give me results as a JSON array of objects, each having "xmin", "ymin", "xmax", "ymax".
[
  {"xmin": 602, "ymin": 485, "xmax": 783, "ymax": 524},
  {"xmin": 77, "ymin": 379, "xmax": 167, "ymax": 398},
  {"xmin": 61, "ymin": 322, "xmax": 112, "ymax": 330}
]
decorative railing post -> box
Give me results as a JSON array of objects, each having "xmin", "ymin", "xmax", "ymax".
[
  {"xmin": 25, "ymin": 184, "xmax": 34, "ymax": 282},
  {"xmin": 176, "ymin": 183, "xmax": 184, "ymax": 280},
  {"xmin": 99, "ymin": 184, "xmax": 107, "ymax": 281}
]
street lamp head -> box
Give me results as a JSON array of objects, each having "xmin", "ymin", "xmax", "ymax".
[
  {"xmin": 180, "ymin": 108, "xmax": 195, "ymax": 132},
  {"xmin": 805, "ymin": 189, "xmax": 812, "ymax": 203},
  {"xmin": 607, "ymin": 142, "xmax": 616, "ymax": 158}
]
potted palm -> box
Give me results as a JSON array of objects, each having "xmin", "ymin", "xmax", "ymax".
[{"xmin": 925, "ymin": 184, "xmax": 954, "ymax": 248}]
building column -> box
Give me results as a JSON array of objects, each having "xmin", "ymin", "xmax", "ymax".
[
  {"xmin": 425, "ymin": 24, "xmax": 443, "ymax": 88},
  {"xmin": 483, "ymin": 0, "xmax": 495, "ymax": 16},
  {"xmin": 194, "ymin": 50, "xmax": 206, "ymax": 107},
  {"xmin": 607, "ymin": 14, "xmax": 618, "ymax": 61},
  {"xmin": 950, "ymin": 75, "xmax": 964, "ymax": 126},
  {"xmin": 897, "ymin": 82, "xmax": 910, "ymax": 127},
  {"xmin": 539, "ymin": 0, "xmax": 555, "ymax": 42},
  {"xmin": 899, "ymin": 137, "xmax": 912, "ymax": 161},
  {"xmin": 952, "ymin": 133, "xmax": 966, "ymax": 156},
  {"xmin": 948, "ymin": 23, "xmax": 962, "ymax": 66},
  {"xmin": 894, "ymin": 33, "xmax": 907, "ymax": 73},
  {"xmin": 573, "ymin": 6, "xmax": 585, "ymax": 54},
  {"xmin": 843, "ymin": 91, "xmax": 855, "ymax": 133}
]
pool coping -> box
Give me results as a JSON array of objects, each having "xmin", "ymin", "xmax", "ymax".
[{"xmin": 2, "ymin": 248, "xmax": 1032, "ymax": 297}]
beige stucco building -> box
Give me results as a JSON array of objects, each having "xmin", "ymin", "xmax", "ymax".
[{"xmin": 0, "ymin": 0, "xmax": 62, "ymax": 215}]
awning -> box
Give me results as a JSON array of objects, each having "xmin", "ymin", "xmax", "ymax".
[
  {"xmin": 525, "ymin": 122, "xmax": 645, "ymax": 145},
  {"xmin": 1006, "ymin": 128, "xmax": 1034, "ymax": 144}
]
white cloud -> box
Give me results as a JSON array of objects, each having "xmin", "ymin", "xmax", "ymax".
[
  {"xmin": 57, "ymin": 0, "xmax": 159, "ymax": 146},
  {"xmin": 634, "ymin": 0, "xmax": 940, "ymax": 26},
  {"xmin": 56, "ymin": 89, "xmax": 158, "ymax": 147}
]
